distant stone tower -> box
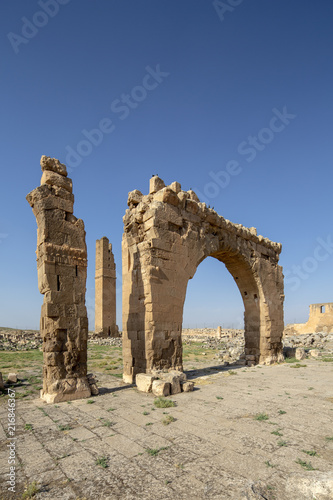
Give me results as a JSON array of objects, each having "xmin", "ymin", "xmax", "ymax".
[{"xmin": 95, "ymin": 237, "xmax": 118, "ymax": 337}]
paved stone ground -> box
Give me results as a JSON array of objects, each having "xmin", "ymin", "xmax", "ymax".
[{"xmin": 0, "ymin": 359, "xmax": 332, "ymax": 499}]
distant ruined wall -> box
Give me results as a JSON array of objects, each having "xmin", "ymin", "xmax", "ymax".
[
  {"xmin": 122, "ymin": 176, "xmax": 285, "ymax": 383},
  {"xmin": 95, "ymin": 237, "xmax": 119, "ymax": 337},
  {"xmin": 27, "ymin": 156, "xmax": 91, "ymax": 403},
  {"xmin": 285, "ymin": 302, "xmax": 333, "ymax": 335}
]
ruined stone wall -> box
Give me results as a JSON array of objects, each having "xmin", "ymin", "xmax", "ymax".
[
  {"xmin": 95, "ymin": 237, "xmax": 119, "ymax": 337},
  {"xmin": 26, "ymin": 156, "xmax": 91, "ymax": 403},
  {"xmin": 285, "ymin": 302, "xmax": 333, "ymax": 335},
  {"xmin": 122, "ymin": 176, "xmax": 284, "ymax": 383}
]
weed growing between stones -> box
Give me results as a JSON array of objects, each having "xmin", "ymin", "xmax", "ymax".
[
  {"xmin": 154, "ymin": 397, "xmax": 176, "ymax": 408},
  {"xmin": 162, "ymin": 415, "xmax": 176, "ymax": 425},
  {"xmin": 95, "ymin": 456, "xmax": 109, "ymax": 468},
  {"xmin": 22, "ymin": 481, "xmax": 39, "ymax": 499},
  {"xmin": 58, "ymin": 424, "xmax": 72, "ymax": 431},
  {"xmin": 302, "ymin": 450, "xmax": 317, "ymax": 456},
  {"xmin": 295, "ymin": 458, "xmax": 316, "ymax": 470},
  {"xmin": 254, "ymin": 413, "xmax": 269, "ymax": 421},
  {"xmin": 146, "ymin": 446, "xmax": 169, "ymax": 457}
]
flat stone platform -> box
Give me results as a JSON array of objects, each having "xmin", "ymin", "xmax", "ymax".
[{"xmin": 0, "ymin": 359, "xmax": 332, "ymax": 499}]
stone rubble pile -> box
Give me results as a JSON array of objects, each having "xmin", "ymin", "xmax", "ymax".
[
  {"xmin": 283, "ymin": 331, "xmax": 333, "ymax": 350},
  {"xmin": 283, "ymin": 331, "xmax": 333, "ymax": 359},
  {"xmin": 0, "ymin": 372, "xmax": 18, "ymax": 390},
  {"xmin": 0, "ymin": 330, "xmax": 42, "ymax": 351},
  {"xmin": 87, "ymin": 373, "xmax": 99, "ymax": 395},
  {"xmin": 0, "ymin": 330, "xmax": 124, "ymax": 351},
  {"xmin": 88, "ymin": 333, "xmax": 122, "ymax": 347},
  {"xmin": 136, "ymin": 370, "xmax": 194, "ymax": 397}
]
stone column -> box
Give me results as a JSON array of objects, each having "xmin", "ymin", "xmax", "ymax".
[
  {"xmin": 95, "ymin": 237, "xmax": 118, "ymax": 337},
  {"xmin": 26, "ymin": 156, "xmax": 91, "ymax": 403}
]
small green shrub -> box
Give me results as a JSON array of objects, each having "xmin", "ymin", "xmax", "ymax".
[
  {"xmin": 24, "ymin": 424, "xmax": 33, "ymax": 431},
  {"xmin": 102, "ymin": 419, "xmax": 115, "ymax": 428},
  {"xmin": 58, "ymin": 424, "xmax": 72, "ymax": 431},
  {"xmin": 22, "ymin": 481, "xmax": 39, "ymax": 499},
  {"xmin": 154, "ymin": 397, "xmax": 176, "ymax": 408},
  {"xmin": 95, "ymin": 456, "xmax": 109, "ymax": 468},
  {"xmin": 146, "ymin": 446, "xmax": 168, "ymax": 457},
  {"xmin": 254, "ymin": 413, "xmax": 269, "ymax": 421},
  {"xmin": 302, "ymin": 450, "xmax": 317, "ymax": 456},
  {"xmin": 271, "ymin": 430, "xmax": 283, "ymax": 436},
  {"xmin": 296, "ymin": 458, "xmax": 315, "ymax": 470},
  {"xmin": 162, "ymin": 415, "xmax": 176, "ymax": 426}
]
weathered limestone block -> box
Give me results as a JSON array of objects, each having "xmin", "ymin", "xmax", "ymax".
[
  {"xmin": 122, "ymin": 176, "xmax": 284, "ymax": 382},
  {"xmin": 136, "ymin": 373, "xmax": 157, "ymax": 392},
  {"xmin": 295, "ymin": 347, "xmax": 306, "ymax": 360},
  {"xmin": 27, "ymin": 156, "xmax": 91, "ymax": 403},
  {"xmin": 7, "ymin": 373, "xmax": 18, "ymax": 384},
  {"xmin": 95, "ymin": 237, "xmax": 119, "ymax": 338},
  {"xmin": 310, "ymin": 349, "xmax": 320, "ymax": 357},
  {"xmin": 152, "ymin": 380, "xmax": 171, "ymax": 397},
  {"xmin": 41, "ymin": 171, "xmax": 73, "ymax": 193},
  {"xmin": 149, "ymin": 175, "xmax": 165, "ymax": 194},
  {"xmin": 182, "ymin": 381, "xmax": 194, "ymax": 392},
  {"xmin": 163, "ymin": 374, "xmax": 181, "ymax": 395}
]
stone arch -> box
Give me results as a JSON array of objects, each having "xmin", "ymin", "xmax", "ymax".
[{"xmin": 122, "ymin": 176, "xmax": 284, "ymax": 383}]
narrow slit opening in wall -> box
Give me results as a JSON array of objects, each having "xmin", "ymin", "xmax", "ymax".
[
  {"xmin": 57, "ymin": 275, "xmax": 60, "ymax": 291},
  {"xmin": 320, "ymin": 305, "xmax": 325, "ymax": 313},
  {"xmin": 75, "ymin": 265, "xmax": 78, "ymax": 276}
]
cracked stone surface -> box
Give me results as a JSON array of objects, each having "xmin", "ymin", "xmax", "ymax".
[{"xmin": 1, "ymin": 358, "xmax": 333, "ymax": 499}]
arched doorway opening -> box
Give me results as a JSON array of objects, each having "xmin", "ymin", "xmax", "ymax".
[{"xmin": 122, "ymin": 177, "xmax": 284, "ymax": 383}]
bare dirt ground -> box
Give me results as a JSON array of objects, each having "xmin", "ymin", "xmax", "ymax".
[{"xmin": 0, "ymin": 340, "xmax": 333, "ymax": 499}]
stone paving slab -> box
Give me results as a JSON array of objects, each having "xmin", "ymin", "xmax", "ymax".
[{"xmin": 0, "ymin": 359, "xmax": 332, "ymax": 499}]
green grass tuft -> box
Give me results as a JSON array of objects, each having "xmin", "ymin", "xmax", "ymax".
[
  {"xmin": 154, "ymin": 397, "xmax": 176, "ymax": 408},
  {"xmin": 254, "ymin": 413, "xmax": 269, "ymax": 421}
]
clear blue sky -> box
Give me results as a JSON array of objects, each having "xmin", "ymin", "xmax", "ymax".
[{"xmin": 1, "ymin": 0, "xmax": 332, "ymax": 330}]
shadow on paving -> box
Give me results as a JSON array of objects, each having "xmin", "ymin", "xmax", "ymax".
[
  {"xmin": 98, "ymin": 383, "xmax": 135, "ymax": 395},
  {"xmin": 185, "ymin": 363, "xmax": 243, "ymax": 379}
]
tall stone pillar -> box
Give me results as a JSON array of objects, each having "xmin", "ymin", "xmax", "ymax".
[
  {"xmin": 95, "ymin": 237, "xmax": 118, "ymax": 337},
  {"xmin": 26, "ymin": 156, "xmax": 91, "ymax": 403}
]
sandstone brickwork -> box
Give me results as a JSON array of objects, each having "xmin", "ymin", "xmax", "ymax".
[
  {"xmin": 122, "ymin": 176, "xmax": 284, "ymax": 383},
  {"xmin": 95, "ymin": 237, "xmax": 119, "ymax": 337},
  {"xmin": 26, "ymin": 156, "xmax": 91, "ymax": 403},
  {"xmin": 284, "ymin": 302, "xmax": 333, "ymax": 335}
]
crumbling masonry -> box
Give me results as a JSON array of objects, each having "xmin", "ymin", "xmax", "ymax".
[
  {"xmin": 285, "ymin": 302, "xmax": 333, "ymax": 335},
  {"xmin": 95, "ymin": 237, "xmax": 119, "ymax": 337},
  {"xmin": 122, "ymin": 176, "xmax": 285, "ymax": 383},
  {"xmin": 27, "ymin": 156, "xmax": 91, "ymax": 403}
]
